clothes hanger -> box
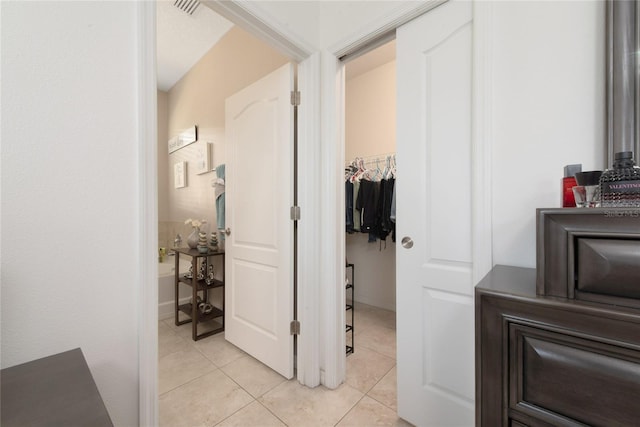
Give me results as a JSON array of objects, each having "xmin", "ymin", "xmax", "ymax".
[
  {"xmin": 375, "ymin": 158, "xmax": 384, "ymax": 181},
  {"xmin": 391, "ymin": 155, "xmax": 397, "ymax": 178},
  {"xmin": 345, "ymin": 159, "xmax": 356, "ymax": 181},
  {"xmin": 369, "ymin": 159, "xmax": 379, "ymax": 181},
  {"xmin": 383, "ymin": 156, "xmax": 391, "ymax": 180},
  {"xmin": 354, "ymin": 157, "xmax": 367, "ymax": 182}
]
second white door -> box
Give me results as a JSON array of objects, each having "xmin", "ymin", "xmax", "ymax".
[
  {"xmin": 224, "ymin": 63, "xmax": 295, "ymax": 379},
  {"xmin": 396, "ymin": 2, "xmax": 476, "ymax": 425}
]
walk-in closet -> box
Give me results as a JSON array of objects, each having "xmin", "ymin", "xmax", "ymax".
[{"xmin": 344, "ymin": 40, "xmax": 397, "ymax": 367}]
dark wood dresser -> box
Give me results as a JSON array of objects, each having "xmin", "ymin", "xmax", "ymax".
[
  {"xmin": 476, "ymin": 209, "xmax": 640, "ymax": 426},
  {"xmin": 1, "ymin": 348, "xmax": 113, "ymax": 426}
]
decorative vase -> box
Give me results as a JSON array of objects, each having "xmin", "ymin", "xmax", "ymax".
[{"xmin": 187, "ymin": 227, "xmax": 199, "ymax": 249}]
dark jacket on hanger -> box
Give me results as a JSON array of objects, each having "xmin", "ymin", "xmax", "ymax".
[
  {"xmin": 356, "ymin": 179, "xmax": 380, "ymax": 240},
  {"xmin": 346, "ymin": 180, "xmax": 354, "ymax": 233},
  {"xmin": 378, "ymin": 178, "xmax": 395, "ymax": 242}
]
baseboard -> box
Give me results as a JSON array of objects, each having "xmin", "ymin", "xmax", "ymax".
[
  {"xmin": 354, "ymin": 297, "xmax": 396, "ymax": 312},
  {"xmin": 158, "ymin": 297, "xmax": 191, "ymax": 321}
]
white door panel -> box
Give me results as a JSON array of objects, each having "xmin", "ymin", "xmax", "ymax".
[
  {"xmin": 423, "ymin": 290, "xmax": 475, "ymax": 401},
  {"xmin": 396, "ymin": 1, "xmax": 475, "ymax": 425},
  {"xmin": 225, "ymin": 63, "xmax": 294, "ymax": 379}
]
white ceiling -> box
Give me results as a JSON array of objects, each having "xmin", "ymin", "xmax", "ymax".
[{"xmin": 156, "ymin": 1, "xmax": 233, "ymax": 91}]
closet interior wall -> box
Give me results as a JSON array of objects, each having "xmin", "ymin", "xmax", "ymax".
[{"xmin": 345, "ymin": 49, "xmax": 397, "ymax": 312}]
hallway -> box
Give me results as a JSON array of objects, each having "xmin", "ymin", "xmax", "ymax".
[{"xmin": 159, "ymin": 304, "xmax": 410, "ymax": 426}]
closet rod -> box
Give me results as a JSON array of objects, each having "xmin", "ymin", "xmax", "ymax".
[{"xmin": 345, "ymin": 152, "xmax": 396, "ymax": 166}]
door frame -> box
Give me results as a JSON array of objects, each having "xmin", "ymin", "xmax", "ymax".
[
  {"xmin": 204, "ymin": 0, "xmax": 323, "ymax": 388},
  {"xmin": 137, "ymin": 4, "xmax": 322, "ymax": 424},
  {"xmin": 137, "ymin": 2, "xmax": 159, "ymax": 425},
  {"xmin": 137, "ymin": 1, "xmax": 494, "ymax": 424}
]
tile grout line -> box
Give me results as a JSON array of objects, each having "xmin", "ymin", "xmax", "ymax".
[
  {"xmin": 158, "ymin": 365, "xmax": 220, "ymax": 398},
  {"xmin": 158, "ymin": 326, "xmax": 220, "ymax": 397},
  {"xmin": 212, "ymin": 397, "xmax": 257, "ymax": 426},
  {"xmin": 211, "ymin": 357, "xmax": 289, "ymax": 425},
  {"xmin": 255, "ymin": 397, "xmax": 290, "ymax": 426},
  {"xmin": 332, "ymin": 392, "xmax": 367, "ymax": 426}
]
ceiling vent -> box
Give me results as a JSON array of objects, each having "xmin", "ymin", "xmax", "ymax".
[{"xmin": 174, "ymin": 0, "xmax": 200, "ymax": 15}]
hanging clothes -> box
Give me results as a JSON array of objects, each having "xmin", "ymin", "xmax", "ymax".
[
  {"xmin": 346, "ymin": 180, "xmax": 354, "ymax": 233},
  {"xmin": 346, "ymin": 154, "xmax": 396, "ymax": 245},
  {"xmin": 352, "ymin": 180, "xmax": 361, "ymax": 232},
  {"xmin": 356, "ymin": 179, "xmax": 380, "ymax": 242},
  {"xmin": 390, "ymin": 180, "xmax": 396, "ymax": 241},
  {"xmin": 380, "ymin": 177, "xmax": 396, "ymax": 242}
]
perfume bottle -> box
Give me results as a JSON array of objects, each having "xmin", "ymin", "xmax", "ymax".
[
  {"xmin": 600, "ymin": 151, "xmax": 640, "ymax": 207},
  {"xmin": 562, "ymin": 164, "xmax": 582, "ymax": 207}
]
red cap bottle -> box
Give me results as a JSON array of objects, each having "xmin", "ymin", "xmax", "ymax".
[{"xmin": 562, "ymin": 164, "xmax": 582, "ymax": 207}]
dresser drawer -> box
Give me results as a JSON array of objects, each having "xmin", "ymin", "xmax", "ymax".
[
  {"xmin": 508, "ymin": 321, "xmax": 640, "ymax": 426},
  {"xmin": 576, "ymin": 238, "xmax": 640, "ymax": 299},
  {"xmin": 476, "ymin": 266, "xmax": 640, "ymax": 427},
  {"xmin": 536, "ymin": 208, "xmax": 640, "ymax": 308}
]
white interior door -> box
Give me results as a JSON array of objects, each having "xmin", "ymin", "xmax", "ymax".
[
  {"xmin": 396, "ymin": 2, "xmax": 475, "ymax": 425},
  {"xmin": 225, "ymin": 63, "xmax": 294, "ymax": 379}
]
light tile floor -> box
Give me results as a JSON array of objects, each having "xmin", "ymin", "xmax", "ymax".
[{"xmin": 159, "ymin": 303, "xmax": 412, "ymax": 427}]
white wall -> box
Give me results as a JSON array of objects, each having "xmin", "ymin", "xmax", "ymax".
[
  {"xmin": 1, "ymin": 2, "xmax": 141, "ymax": 424},
  {"xmin": 318, "ymin": 1, "xmax": 419, "ymax": 49},
  {"xmin": 491, "ymin": 0, "xmax": 606, "ymax": 268},
  {"xmin": 345, "ymin": 59, "xmax": 397, "ymax": 311},
  {"xmin": 247, "ymin": 0, "xmax": 421, "ymax": 50},
  {"xmin": 245, "ymin": 0, "xmax": 321, "ymax": 48}
]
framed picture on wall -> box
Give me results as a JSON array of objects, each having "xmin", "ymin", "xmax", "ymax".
[
  {"xmin": 194, "ymin": 141, "xmax": 212, "ymax": 175},
  {"xmin": 174, "ymin": 161, "xmax": 186, "ymax": 188},
  {"xmin": 168, "ymin": 125, "xmax": 197, "ymax": 153}
]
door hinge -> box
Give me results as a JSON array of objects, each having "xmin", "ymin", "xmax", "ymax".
[
  {"xmin": 290, "ymin": 90, "xmax": 301, "ymax": 106},
  {"xmin": 290, "ymin": 320, "xmax": 300, "ymax": 335},
  {"xmin": 290, "ymin": 206, "xmax": 301, "ymax": 221}
]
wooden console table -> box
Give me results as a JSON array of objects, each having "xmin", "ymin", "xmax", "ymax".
[
  {"xmin": 1, "ymin": 348, "xmax": 113, "ymax": 426},
  {"xmin": 173, "ymin": 247, "xmax": 225, "ymax": 341}
]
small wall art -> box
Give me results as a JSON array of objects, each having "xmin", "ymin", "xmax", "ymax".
[
  {"xmin": 194, "ymin": 141, "xmax": 212, "ymax": 175},
  {"xmin": 168, "ymin": 125, "xmax": 197, "ymax": 153},
  {"xmin": 174, "ymin": 161, "xmax": 186, "ymax": 188}
]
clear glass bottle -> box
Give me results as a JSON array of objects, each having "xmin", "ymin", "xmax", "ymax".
[{"xmin": 599, "ymin": 151, "xmax": 640, "ymax": 207}]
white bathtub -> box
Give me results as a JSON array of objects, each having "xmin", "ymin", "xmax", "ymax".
[{"xmin": 158, "ymin": 255, "xmax": 192, "ymax": 320}]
